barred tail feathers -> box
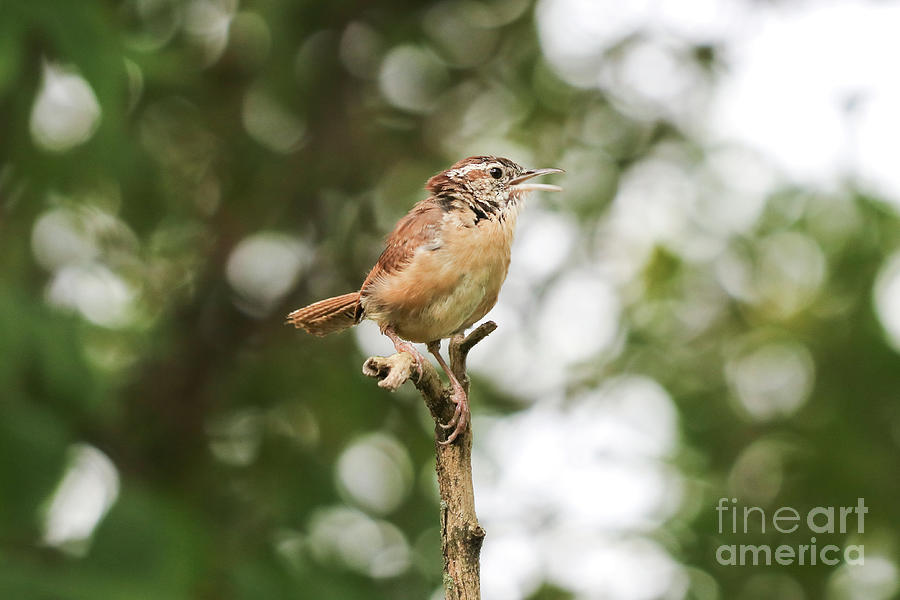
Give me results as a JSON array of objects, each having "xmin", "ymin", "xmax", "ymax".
[{"xmin": 286, "ymin": 292, "xmax": 361, "ymax": 336}]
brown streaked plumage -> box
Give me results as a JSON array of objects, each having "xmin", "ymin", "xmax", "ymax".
[{"xmin": 287, "ymin": 156, "xmax": 563, "ymax": 443}]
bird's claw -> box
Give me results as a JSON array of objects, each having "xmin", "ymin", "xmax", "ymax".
[
  {"xmin": 438, "ymin": 401, "xmax": 463, "ymax": 429},
  {"xmin": 438, "ymin": 388, "xmax": 469, "ymax": 445}
]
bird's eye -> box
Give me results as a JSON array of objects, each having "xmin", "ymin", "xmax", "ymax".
[{"xmin": 489, "ymin": 167, "xmax": 503, "ymax": 179}]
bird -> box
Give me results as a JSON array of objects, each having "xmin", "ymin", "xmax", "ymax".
[{"xmin": 286, "ymin": 156, "xmax": 563, "ymax": 444}]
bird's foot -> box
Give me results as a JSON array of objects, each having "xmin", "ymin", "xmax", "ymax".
[
  {"xmin": 438, "ymin": 386, "xmax": 469, "ymax": 445},
  {"xmin": 391, "ymin": 339, "xmax": 426, "ymax": 378}
]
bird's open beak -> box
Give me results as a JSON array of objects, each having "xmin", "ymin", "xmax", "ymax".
[{"xmin": 509, "ymin": 168, "xmax": 564, "ymax": 192}]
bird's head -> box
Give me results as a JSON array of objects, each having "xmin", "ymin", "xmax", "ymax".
[{"xmin": 426, "ymin": 156, "xmax": 563, "ymax": 216}]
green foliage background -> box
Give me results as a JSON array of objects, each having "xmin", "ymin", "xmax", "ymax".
[{"xmin": 1, "ymin": 1, "xmax": 898, "ymax": 599}]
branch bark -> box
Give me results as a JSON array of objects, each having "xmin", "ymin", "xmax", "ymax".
[{"xmin": 363, "ymin": 321, "xmax": 496, "ymax": 600}]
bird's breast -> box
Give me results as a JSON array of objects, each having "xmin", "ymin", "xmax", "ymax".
[{"xmin": 363, "ymin": 213, "xmax": 517, "ymax": 341}]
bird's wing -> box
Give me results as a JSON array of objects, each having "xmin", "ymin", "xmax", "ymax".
[{"xmin": 360, "ymin": 199, "xmax": 444, "ymax": 294}]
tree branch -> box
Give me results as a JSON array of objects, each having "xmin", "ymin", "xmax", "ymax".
[{"xmin": 362, "ymin": 321, "xmax": 496, "ymax": 600}]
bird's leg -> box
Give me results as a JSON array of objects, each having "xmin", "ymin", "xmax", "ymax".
[
  {"xmin": 382, "ymin": 325, "xmax": 426, "ymax": 378},
  {"xmin": 426, "ymin": 340, "xmax": 469, "ymax": 445}
]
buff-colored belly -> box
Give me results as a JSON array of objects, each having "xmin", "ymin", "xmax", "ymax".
[{"xmin": 362, "ymin": 218, "xmax": 514, "ymax": 342}]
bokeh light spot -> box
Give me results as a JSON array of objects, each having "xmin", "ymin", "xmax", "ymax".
[
  {"xmin": 32, "ymin": 208, "xmax": 100, "ymax": 271},
  {"xmin": 207, "ymin": 408, "xmax": 263, "ymax": 467},
  {"xmin": 829, "ymin": 555, "xmax": 899, "ymax": 600},
  {"xmin": 226, "ymin": 231, "xmax": 311, "ymax": 315},
  {"xmin": 42, "ymin": 444, "xmax": 120, "ymax": 556},
  {"xmin": 873, "ymin": 250, "xmax": 900, "ymax": 353},
  {"xmin": 378, "ymin": 45, "xmax": 448, "ymax": 113},
  {"xmin": 336, "ymin": 433, "xmax": 413, "ymax": 515},
  {"xmin": 308, "ymin": 506, "xmax": 411, "ymax": 578},
  {"xmin": 46, "ymin": 264, "xmax": 136, "ymax": 328},
  {"xmin": 242, "ymin": 87, "xmax": 305, "ymax": 153},
  {"xmin": 30, "ymin": 62, "xmax": 101, "ymax": 152},
  {"xmin": 727, "ymin": 438, "xmax": 784, "ymax": 506},
  {"xmin": 726, "ymin": 339, "xmax": 814, "ymax": 421}
]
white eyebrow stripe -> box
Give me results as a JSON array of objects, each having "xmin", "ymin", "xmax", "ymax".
[{"xmin": 445, "ymin": 163, "xmax": 493, "ymax": 178}]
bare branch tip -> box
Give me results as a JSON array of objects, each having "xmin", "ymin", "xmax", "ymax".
[
  {"xmin": 458, "ymin": 320, "xmax": 498, "ymax": 354},
  {"xmin": 362, "ymin": 353, "xmax": 416, "ymax": 391}
]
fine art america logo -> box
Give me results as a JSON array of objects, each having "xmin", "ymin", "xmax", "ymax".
[{"xmin": 715, "ymin": 497, "xmax": 867, "ymax": 566}]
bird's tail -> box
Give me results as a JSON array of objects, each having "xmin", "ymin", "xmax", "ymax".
[{"xmin": 286, "ymin": 292, "xmax": 361, "ymax": 336}]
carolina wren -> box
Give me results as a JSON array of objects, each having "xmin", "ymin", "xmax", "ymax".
[{"xmin": 287, "ymin": 156, "xmax": 563, "ymax": 443}]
